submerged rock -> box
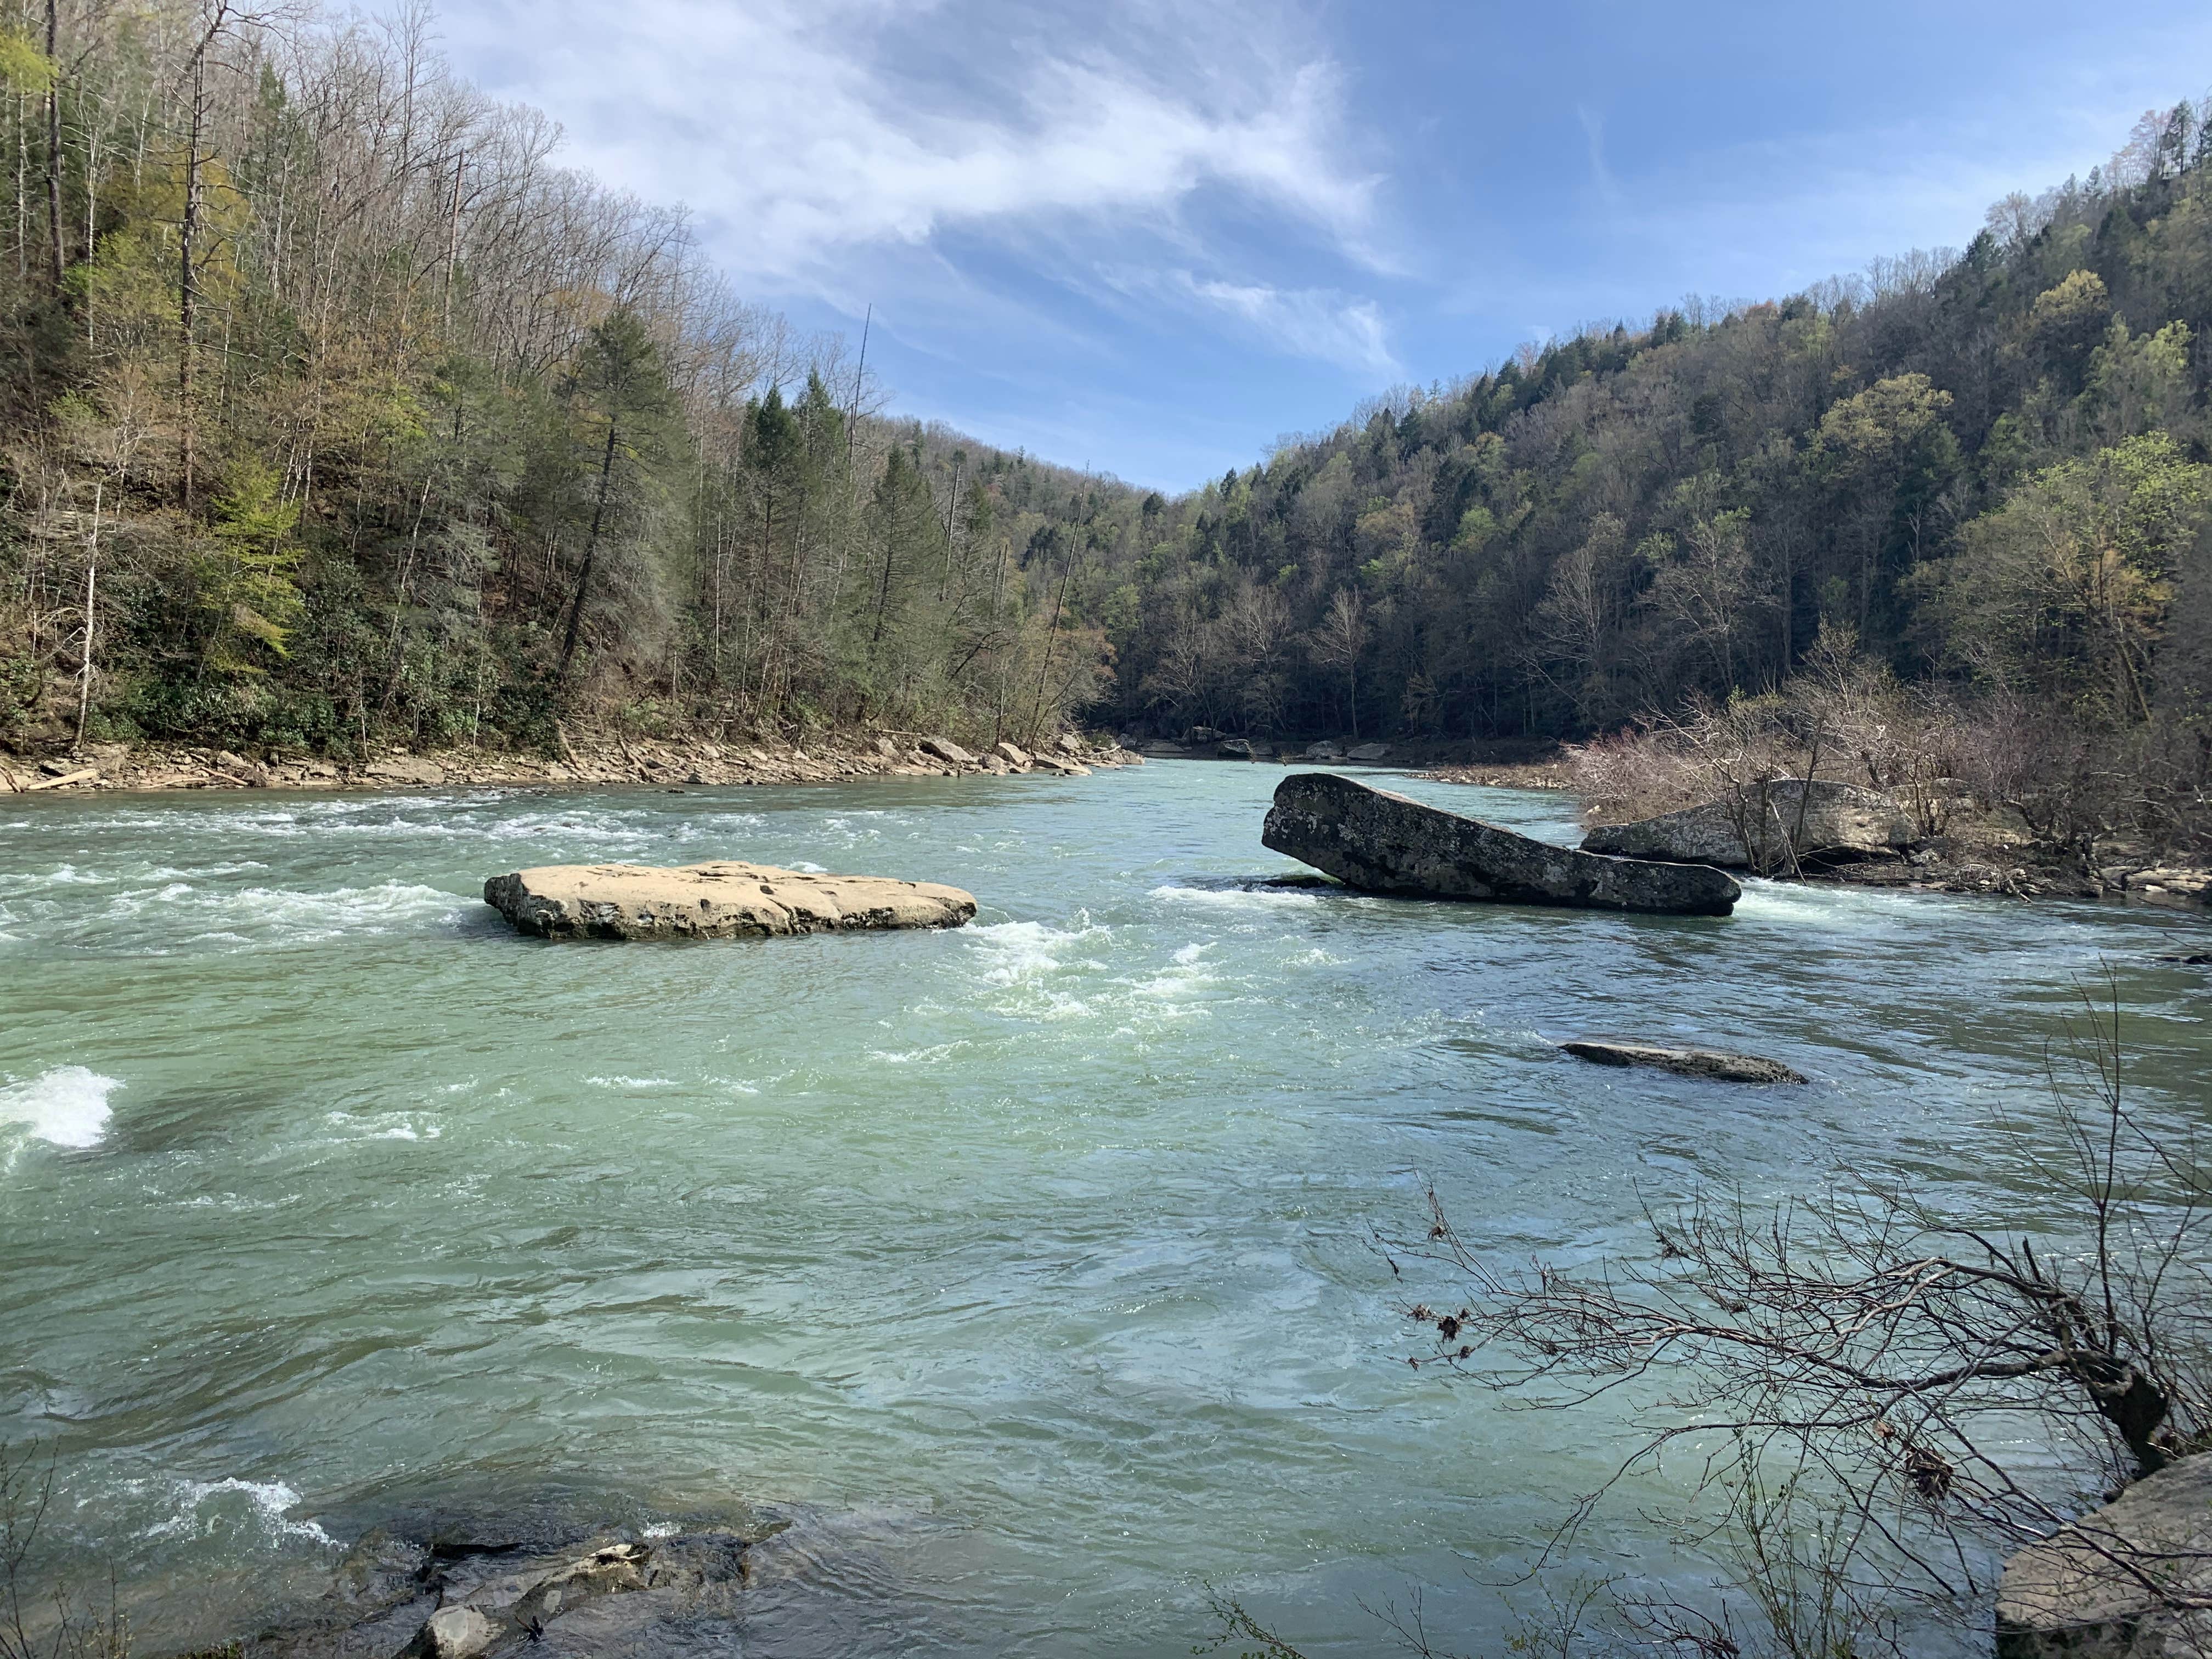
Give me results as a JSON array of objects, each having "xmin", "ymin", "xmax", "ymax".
[
  {"xmin": 1261, "ymin": 772, "xmax": 1740, "ymax": 916},
  {"xmin": 1560, "ymin": 1040, "xmax": 1807, "ymax": 1084},
  {"xmin": 482, "ymin": 861, "xmax": 977, "ymax": 940},
  {"xmin": 1581, "ymin": 779, "xmax": 1912, "ymax": 870},
  {"xmin": 1995, "ymin": 1452, "xmax": 2212, "ymax": 1658}
]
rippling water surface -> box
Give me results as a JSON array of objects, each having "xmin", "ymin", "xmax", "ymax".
[{"xmin": 3, "ymin": 764, "xmax": 2208, "ymax": 1654}]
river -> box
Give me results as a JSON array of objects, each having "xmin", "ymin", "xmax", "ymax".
[{"xmin": 2, "ymin": 763, "xmax": 2207, "ymax": 1655}]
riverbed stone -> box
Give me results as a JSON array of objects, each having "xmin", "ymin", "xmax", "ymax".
[
  {"xmin": 1262, "ymin": 772, "xmax": 1741, "ymax": 916},
  {"xmin": 364, "ymin": 755, "xmax": 448, "ymax": 786},
  {"xmin": 1560, "ymin": 1040, "xmax": 1807, "ymax": 1084},
  {"xmin": 1346, "ymin": 742, "xmax": 1391, "ymax": 761},
  {"xmin": 1995, "ymin": 1451, "xmax": 2212, "ymax": 1658},
  {"xmin": 412, "ymin": 1605, "xmax": 498, "ymax": 1659},
  {"xmin": 482, "ymin": 861, "xmax": 977, "ymax": 940},
  {"xmin": 1581, "ymin": 779, "xmax": 1912, "ymax": 869}
]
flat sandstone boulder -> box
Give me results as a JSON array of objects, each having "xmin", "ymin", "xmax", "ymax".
[
  {"xmin": 483, "ymin": 861, "xmax": 976, "ymax": 940},
  {"xmin": 1262, "ymin": 772, "xmax": 1740, "ymax": 916},
  {"xmin": 1561, "ymin": 1040, "xmax": 1807, "ymax": 1084}
]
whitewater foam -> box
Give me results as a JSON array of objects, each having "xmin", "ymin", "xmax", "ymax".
[
  {"xmin": 55, "ymin": 879, "xmax": 466, "ymax": 950},
  {"xmin": 1149, "ymin": 883, "xmax": 1320, "ymax": 911},
  {"xmin": 140, "ymin": 1477, "xmax": 335, "ymax": 1545},
  {"xmin": 0, "ymin": 1066, "xmax": 120, "ymax": 1153},
  {"xmin": 968, "ymin": 918, "xmax": 1111, "ymax": 980}
]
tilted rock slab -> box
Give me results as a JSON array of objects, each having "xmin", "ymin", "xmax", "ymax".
[
  {"xmin": 1995, "ymin": 1451, "xmax": 2212, "ymax": 1658},
  {"xmin": 1262, "ymin": 772, "xmax": 1740, "ymax": 916},
  {"xmin": 483, "ymin": 861, "xmax": 976, "ymax": 940},
  {"xmin": 1561, "ymin": 1040, "xmax": 1807, "ymax": 1084},
  {"xmin": 1582, "ymin": 778, "xmax": 1912, "ymax": 870}
]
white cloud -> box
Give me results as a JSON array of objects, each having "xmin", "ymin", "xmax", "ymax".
[
  {"xmin": 1089, "ymin": 266, "xmax": 1398, "ymax": 375},
  {"xmin": 1184, "ymin": 277, "xmax": 1398, "ymax": 376},
  {"xmin": 444, "ymin": 0, "xmax": 1383, "ymax": 287}
]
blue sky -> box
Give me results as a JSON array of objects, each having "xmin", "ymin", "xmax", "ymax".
[{"xmin": 442, "ymin": 0, "xmax": 2212, "ymax": 491}]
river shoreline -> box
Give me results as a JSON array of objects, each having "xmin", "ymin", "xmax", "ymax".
[
  {"xmin": 7, "ymin": 735, "xmax": 2203, "ymax": 916},
  {"xmin": 0, "ymin": 728, "xmax": 1144, "ymax": 795}
]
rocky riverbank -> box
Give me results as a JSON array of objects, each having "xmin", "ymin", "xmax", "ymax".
[
  {"xmin": 0, "ymin": 729, "xmax": 1141, "ymax": 795},
  {"xmin": 1415, "ymin": 766, "xmax": 2209, "ymax": 914}
]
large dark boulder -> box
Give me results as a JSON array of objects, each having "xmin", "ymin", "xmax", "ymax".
[{"xmin": 1262, "ymin": 773, "xmax": 1740, "ymax": 916}]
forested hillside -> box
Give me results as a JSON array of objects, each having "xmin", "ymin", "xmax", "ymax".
[
  {"xmin": 1087, "ymin": 101, "xmax": 2212, "ymax": 850},
  {"xmin": 1104, "ymin": 111, "xmax": 2212, "ymax": 743},
  {"xmin": 0, "ymin": 1, "xmax": 1121, "ymax": 759},
  {"xmin": 5, "ymin": 3, "xmax": 2211, "ymax": 852}
]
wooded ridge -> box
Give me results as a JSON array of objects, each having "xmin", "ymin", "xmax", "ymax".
[{"xmin": 3, "ymin": 6, "xmax": 2209, "ymax": 852}]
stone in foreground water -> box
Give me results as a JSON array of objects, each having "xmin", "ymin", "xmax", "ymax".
[
  {"xmin": 483, "ymin": 861, "xmax": 977, "ymax": 939},
  {"xmin": 1262, "ymin": 772, "xmax": 1740, "ymax": 916},
  {"xmin": 1995, "ymin": 1451, "xmax": 2212, "ymax": 1657}
]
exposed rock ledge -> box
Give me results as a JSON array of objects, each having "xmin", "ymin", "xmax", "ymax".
[
  {"xmin": 1996, "ymin": 1451, "xmax": 2212, "ymax": 1658},
  {"xmin": 1582, "ymin": 778, "xmax": 1914, "ymax": 870},
  {"xmin": 483, "ymin": 862, "xmax": 976, "ymax": 940},
  {"xmin": 1261, "ymin": 772, "xmax": 1740, "ymax": 916}
]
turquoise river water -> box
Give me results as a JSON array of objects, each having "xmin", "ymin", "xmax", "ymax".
[{"xmin": 2, "ymin": 762, "xmax": 2209, "ymax": 1655}]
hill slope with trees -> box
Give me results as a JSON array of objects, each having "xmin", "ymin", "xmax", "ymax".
[{"xmin": 3, "ymin": 7, "xmax": 2210, "ymax": 854}]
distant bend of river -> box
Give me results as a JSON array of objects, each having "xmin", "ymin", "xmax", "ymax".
[{"xmin": 2, "ymin": 763, "xmax": 2207, "ymax": 1656}]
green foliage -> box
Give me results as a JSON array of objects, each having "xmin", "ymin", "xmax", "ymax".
[
  {"xmin": 0, "ymin": 29, "xmax": 53, "ymax": 92},
  {"xmin": 197, "ymin": 462, "xmax": 305, "ymax": 675},
  {"xmin": 1927, "ymin": 432, "xmax": 2212, "ymax": 721}
]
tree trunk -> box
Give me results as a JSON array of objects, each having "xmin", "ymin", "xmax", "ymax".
[
  {"xmin": 557, "ymin": 417, "xmax": 619, "ymax": 682},
  {"xmin": 870, "ymin": 500, "xmax": 896, "ymax": 648},
  {"xmin": 178, "ymin": 47, "xmax": 205, "ymax": 505},
  {"xmin": 75, "ymin": 483, "xmax": 101, "ymax": 750},
  {"xmin": 1026, "ymin": 548, "xmax": 1074, "ymax": 742},
  {"xmin": 43, "ymin": 0, "xmax": 62, "ymax": 290}
]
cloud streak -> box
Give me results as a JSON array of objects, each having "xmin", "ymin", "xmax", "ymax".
[{"xmin": 447, "ymin": 0, "xmax": 1383, "ymax": 286}]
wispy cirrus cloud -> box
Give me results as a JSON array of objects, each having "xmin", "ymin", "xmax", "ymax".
[
  {"xmin": 445, "ymin": 0, "xmax": 1387, "ymax": 287},
  {"xmin": 1088, "ymin": 266, "xmax": 1400, "ymax": 375},
  {"xmin": 1181, "ymin": 276, "xmax": 1399, "ymax": 376}
]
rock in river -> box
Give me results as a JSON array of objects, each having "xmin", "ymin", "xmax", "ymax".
[
  {"xmin": 1561, "ymin": 1040, "xmax": 1807, "ymax": 1084},
  {"xmin": 483, "ymin": 861, "xmax": 977, "ymax": 940},
  {"xmin": 1582, "ymin": 778, "xmax": 1911, "ymax": 869},
  {"xmin": 1995, "ymin": 1451, "xmax": 2212, "ymax": 1658},
  {"xmin": 1261, "ymin": 772, "xmax": 1740, "ymax": 916}
]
